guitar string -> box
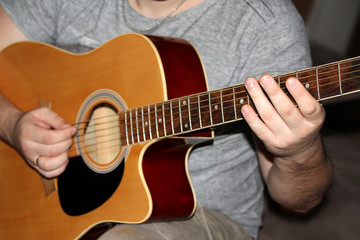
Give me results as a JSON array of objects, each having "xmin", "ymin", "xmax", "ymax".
[
  {"xmin": 70, "ymin": 63, "xmax": 360, "ymax": 144},
  {"xmin": 74, "ymin": 60, "xmax": 360, "ymax": 136},
  {"xmin": 70, "ymin": 74, "xmax": 360, "ymax": 159},
  {"xmin": 79, "ymin": 73, "xmax": 360, "ymax": 143},
  {"xmin": 69, "ymin": 76, "xmax": 360, "ymax": 158},
  {"xmin": 73, "ymin": 61, "xmax": 360, "ymax": 136},
  {"xmin": 68, "ymin": 72, "xmax": 360, "ymax": 157}
]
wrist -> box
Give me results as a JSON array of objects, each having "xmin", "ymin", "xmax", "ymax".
[
  {"xmin": 0, "ymin": 99, "xmax": 22, "ymax": 147},
  {"xmin": 269, "ymin": 138, "xmax": 334, "ymax": 211},
  {"xmin": 275, "ymin": 135, "xmax": 327, "ymax": 172}
]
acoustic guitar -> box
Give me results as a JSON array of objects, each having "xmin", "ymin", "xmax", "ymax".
[{"xmin": 0, "ymin": 33, "xmax": 359, "ymax": 239}]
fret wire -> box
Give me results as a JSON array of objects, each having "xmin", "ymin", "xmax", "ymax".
[
  {"xmin": 154, "ymin": 104, "xmax": 159, "ymax": 138},
  {"xmin": 162, "ymin": 102, "xmax": 167, "ymax": 136},
  {"xmin": 148, "ymin": 105, "xmax": 153, "ymax": 140},
  {"xmin": 170, "ymin": 101, "xmax": 175, "ymax": 134},
  {"xmin": 316, "ymin": 66, "xmax": 320, "ymax": 100},
  {"xmin": 338, "ymin": 61, "xmax": 343, "ymax": 95},
  {"xmin": 129, "ymin": 110, "xmax": 134, "ymax": 144},
  {"xmin": 188, "ymin": 96, "xmax": 192, "ymax": 130},
  {"xmin": 141, "ymin": 107, "xmax": 146, "ymax": 141},
  {"xmin": 232, "ymin": 86, "xmax": 237, "ymax": 119},
  {"xmin": 135, "ymin": 108, "xmax": 140, "ymax": 143},
  {"xmin": 124, "ymin": 110, "xmax": 129, "ymax": 146},
  {"xmin": 208, "ymin": 92, "xmax": 213, "ymax": 125},
  {"xmin": 198, "ymin": 94, "xmax": 202, "ymax": 128},
  {"xmin": 179, "ymin": 98, "xmax": 183, "ymax": 133},
  {"xmin": 220, "ymin": 90, "xmax": 224, "ymax": 122}
]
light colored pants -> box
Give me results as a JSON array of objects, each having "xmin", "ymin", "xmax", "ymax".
[{"xmin": 98, "ymin": 205, "xmax": 253, "ymax": 240}]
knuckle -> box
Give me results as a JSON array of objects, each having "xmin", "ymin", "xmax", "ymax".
[
  {"xmin": 272, "ymin": 141, "xmax": 286, "ymax": 151},
  {"xmin": 260, "ymin": 110, "xmax": 273, "ymax": 123},
  {"xmin": 281, "ymin": 138, "xmax": 295, "ymax": 149},
  {"xmin": 42, "ymin": 133, "xmax": 54, "ymax": 144},
  {"xmin": 18, "ymin": 126, "xmax": 31, "ymax": 139},
  {"xmin": 65, "ymin": 139, "xmax": 73, "ymax": 149},
  {"xmin": 281, "ymin": 106, "xmax": 295, "ymax": 118},
  {"xmin": 19, "ymin": 140, "xmax": 30, "ymax": 152},
  {"xmin": 254, "ymin": 128, "xmax": 267, "ymax": 140},
  {"xmin": 49, "ymin": 145, "xmax": 60, "ymax": 156},
  {"xmin": 305, "ymin": 104, "xmax": 318, "ymax": 115},
  {"xmin": 42, "ymin": 159, "xmax": 53, "ymax": 172},
  {"xmin": 273, "ymin": 136, "xmax": 295, "ymax": 150},
  {"xmin": 298, "ymin": 128, "xmax": 311, "ymax": 140}
]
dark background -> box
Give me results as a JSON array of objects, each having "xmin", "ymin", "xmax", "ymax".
[{"xmin": 259, "ymin": 1, "xmax": 360, "ymax": 239}]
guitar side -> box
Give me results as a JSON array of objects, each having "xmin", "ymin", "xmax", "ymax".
[{"xmin": 0, "ymin": 34, "xmax": 207, "ymax": 239}]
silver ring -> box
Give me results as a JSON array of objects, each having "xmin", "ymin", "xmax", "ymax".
[{"xmin": 35, "ymin": 156, "xmax": 40, "ymax": 166}]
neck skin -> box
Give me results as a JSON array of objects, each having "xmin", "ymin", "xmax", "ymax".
[{"xmin": 127, "ymin": 0, "xmax": 205, "ymax": 18}]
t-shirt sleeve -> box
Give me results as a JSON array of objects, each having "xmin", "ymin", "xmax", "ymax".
[{"xmin": 0, "ymin": 0, "xmax": 61, "ymax": 44}]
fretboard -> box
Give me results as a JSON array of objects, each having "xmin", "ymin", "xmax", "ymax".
[{"xmin": 119, "ymin": 56, "xmax": 360, "ymax": 146}]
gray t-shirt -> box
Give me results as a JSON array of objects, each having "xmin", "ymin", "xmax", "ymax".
[{"xmin": 0, "ymin": 0, "xmax": 312, "ymax": 237}]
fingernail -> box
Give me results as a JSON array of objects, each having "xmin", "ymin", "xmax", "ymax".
[
  {"xmin": 286, "ymin": 77, "xmax": 298, "ymax": 90},
  {"xmin": 241, "ymin": 105, "xmax": 251, "ymax": 117},
  {"xmin": 72, "ymin": 127, "xmax": 77, "ymax": 135},
  {"xmin": 260, "ymin": 75, "xmax": 274, "ymax": 87},
  {"xmin": 245, "ymin": 78, "xmax": 256, "ymax": 89}
]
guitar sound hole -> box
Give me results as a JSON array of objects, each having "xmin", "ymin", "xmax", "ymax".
[{"xmin": 84, "ymin": 103, "xmax": 121, "ymax": 167}]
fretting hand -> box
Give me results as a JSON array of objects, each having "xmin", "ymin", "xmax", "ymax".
[
  {"xmin": 242, "ymin": 74, "xmax": 325, "ymax": 163},
  {"xmin": 241, "ymin": 74, "xmax": 331, "ymax": 211}
]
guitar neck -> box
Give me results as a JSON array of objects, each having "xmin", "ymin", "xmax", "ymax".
[{"xmin": 119, "ymin": 56, "xmax": 360, "ymax": 146}]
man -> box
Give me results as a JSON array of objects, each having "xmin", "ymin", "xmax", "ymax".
[{"xmin": 0, "ymin": 0, "xmax": 333, "ymax": 239}]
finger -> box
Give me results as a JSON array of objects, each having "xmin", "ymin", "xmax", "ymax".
[
  {"xmin": 241, "ymin": 104, "xmax": 274, "ymax": 143},
  {"xmin": 31, "ymin": 125, "xmax": 76, "ymax": 145},
  {"xmin": 40, "ymin": 137, "xmax": 73, "ymax": 157},
  {"xmin": 36, "ymin": 151, "xmax": 69, "ymax": 172},
  {"xmin": 37, "ymin": 161, "xmax": 68, "ymax": 179},
  {"xmin": 285, "ymin": 77, "xmax": 325, "ymax": 123},
  {"xmin": 244, "ymin": 77, "xmax": 289, "ymax": 135},
  {"xmin": 33, "ymin": 107, "xmax": 73, "ymax": 130},
  {"xmin": 258, "ymin": 75, "xmax": 305, "ymax": 129},
  {"xmin": 23, "ymin": 136, "xmax": 73, "ymax": 160}
]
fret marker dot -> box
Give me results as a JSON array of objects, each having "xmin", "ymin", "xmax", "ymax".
[
  {"xmin": 240, "ymin": 99, "xmax": 244, "ymax": 104},
  {"xmin": 158, "ymin": 118, "xmax": 162, "ymax": 123},
  {"xmin": 184, "ymin": 123, "xmax": 189, "ymax": 128},
  {"xmin": 214, "ymin": 105, "xmax": 219, "ymax": 110},
  {"xmin": 183, "ymin": 100, "xmax": 187, "ymax": 105},
  {"xmin": 145, "ymin": 121, "xmax": 149, "ymax": 126},
  {"xmin": 305, "ymin": 83, "xmax": 310, "ymax": 89}
]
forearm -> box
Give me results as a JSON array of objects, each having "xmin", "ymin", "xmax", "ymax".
[{"xmin": 259, "ymin": 136, "xmax": 334, "ymax": 212}]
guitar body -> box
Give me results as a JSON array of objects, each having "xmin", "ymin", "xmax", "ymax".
[{"xmin": 0, "ymin": 34, "xmax": 212, "ymax": 239}]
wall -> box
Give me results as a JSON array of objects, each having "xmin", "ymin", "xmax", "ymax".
[{"xmin": 306, "ymin": 0, "xmax": 360, "ymax": 57}]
